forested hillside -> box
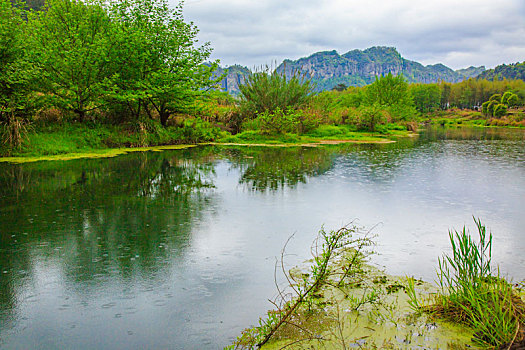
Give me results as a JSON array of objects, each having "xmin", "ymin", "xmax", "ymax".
[{"xmin": 477, "ymin": 61, "xmax": 525, "ymax": 81}]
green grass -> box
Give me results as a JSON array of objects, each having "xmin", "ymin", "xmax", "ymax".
[
  {"xmin": 0, "ymin": 119, "xmax": 223, "ymax": 158},
  {"xmin": 408, "ymin": 218, "xmax": 525, "ymax": 348},
  {"xmin": 1, "ymin": 120, "xmax": 409, "ymax": 161}
]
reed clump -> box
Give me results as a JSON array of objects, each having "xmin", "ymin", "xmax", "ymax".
[{"xmin": 409, "ymin": 218, "xmax": 525, "ymax": 349}]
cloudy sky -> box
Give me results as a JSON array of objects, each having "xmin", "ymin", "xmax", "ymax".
[{"xmin": 182, "ymin": 0, "xmax": 525, "ymax": 70}]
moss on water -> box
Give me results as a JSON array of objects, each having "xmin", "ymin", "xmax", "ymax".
[
  {"xmin": 236, "ymin": 254, "xmax": 479, "ymax": 350},
  {"xmin": 0, "ymin": 145, "xmax": 196, "ymax": 164}
]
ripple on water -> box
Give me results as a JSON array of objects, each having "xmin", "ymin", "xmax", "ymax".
[
  {"xmin": 189, "ymin": 285, "xmax": 213, "ymax": 300},
  {"xmin": 153, "ymin": 300, "xmax": 167, "ymax": 307},
  {"xmin": 101, "ymin": 302, "xmax": 116, "ymax": 309}
]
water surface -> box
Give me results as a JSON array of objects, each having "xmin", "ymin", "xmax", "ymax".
[{"xmin": 1, "ymin": 127, "xmax": 524, "ymax": 348}]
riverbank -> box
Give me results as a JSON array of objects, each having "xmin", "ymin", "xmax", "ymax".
[
  {"xmin": 3, "ymin": 110, "xmax": 523, "ymax": 162},
  {"xmin": 426, "ymin": 107, "xmax": 525, "ymax": 128},
  {"xmin": 0, "ymin": 122, "xmax": 412, "ymax": 163}
]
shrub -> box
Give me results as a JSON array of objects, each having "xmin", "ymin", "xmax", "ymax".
[
  {"xmin": 252, "ymin": 108, "xmax": 299, "ymax": 135},
  {"xmin": 239, "ymin": 66, "xmax": 315, "ymax": 117},
  {"xmin": 177, "ymin": 118, "xmax": 222, "ymax": 142}
]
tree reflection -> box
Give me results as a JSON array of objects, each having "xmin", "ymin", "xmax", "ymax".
[
  {"xmin": 0, "ymin": 148, "xmax": 217, "ymax": 321},
  {"xmin": 221, "ymin": 146, "xmax": 335, "ymax": 192}
]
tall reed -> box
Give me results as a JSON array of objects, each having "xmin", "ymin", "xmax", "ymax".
[{"xmin": 428, "ymin": 218, "xmax": 524, "ymax": 348}]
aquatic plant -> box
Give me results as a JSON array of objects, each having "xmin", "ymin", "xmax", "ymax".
[
  {"xmin": 408, "ymin": 218, "xmax": 525, "ymax": 348},
  {"xmin": 233, "ymin": 224, "xmax": 375, "ymax": 349}
]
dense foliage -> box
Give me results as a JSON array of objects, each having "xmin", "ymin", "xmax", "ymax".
[
  {"xmin": 477, "ymin": 61, "xmax": 525, "ymax": 81},
  {"xmin": 0, "ymin": 0, "xmax": 219, "ymax": 153},
  {"xmin": 239, "ymin": 66, "xmax": 315, "ymax": 116}
]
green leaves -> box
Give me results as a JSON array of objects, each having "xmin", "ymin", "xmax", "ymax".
[
  {"xmin": 28, "ymin": 0, "xmax": 113, "ymax": 120},
  {"xmin": 363, "ymin": 73, "xmax": 417, "ymax": 121},
  {"xmin": 106, "ymin": 0, "xmax": 219, "ymax": 124},
  {"xmin": 0, "ymin": 0, "xmax": 33, "ymax": 123},
  {"xmin": 239, "ymin": 66, "xmax": 315, "ymax": 117},
  {"xmin": 410, "ymin": 83, "xmax": 441, "ymax": 113},
  {"xmin": 2, "ymin": 0, "xmax": 217, "ymax": 125}
]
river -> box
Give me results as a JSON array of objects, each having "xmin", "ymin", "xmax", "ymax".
[{"xmin": 0, "ymin": 127, "xmax": 524, "ymax": 349}]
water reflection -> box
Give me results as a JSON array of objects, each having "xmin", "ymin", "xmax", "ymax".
[
  {"xmin": 420, "ymin": 125, "xmax": 525, "ymax": 141},
  {"xmin": 221, "ymin": 146, "xmax": 336, "ymax": 192},
  {"xmin": 0, "ymin": 127, "xmax": 523, "ymax": 349},
  {"xmin": 0, "ymin": 149, "xmax": 217, "ymax": 338}
]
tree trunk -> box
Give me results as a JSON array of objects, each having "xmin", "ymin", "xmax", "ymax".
[{"xmin": 160, "ymin": 110, "xmax": 170, "ymax": 127}]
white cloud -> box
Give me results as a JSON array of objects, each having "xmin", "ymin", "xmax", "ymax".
[{"xmin": 182, "ymin": 0, "xmax": 525, "ymax": 69}]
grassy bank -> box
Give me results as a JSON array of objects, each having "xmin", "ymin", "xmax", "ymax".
[
  {"xmin": 426, "ymin": 107, "xmax": 525, "ymax": 128},
  {"xmin": 0, "ymin": 118, "xmax": 223, "ymax": 157},
  {"xmin": 0, "ymin": 121, "xmax": 413, "ymax": 162}
]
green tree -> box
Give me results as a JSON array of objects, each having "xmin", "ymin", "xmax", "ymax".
[
  {"xmin": 357, "ymin": 105, "xmax": 386, "ymax": 131},
  {"xmin": 0, "ymin": 0, "xmax": 32, "ymax": 123},
  {"xmin": 29, "ymin": 0, "xmax": 113, "ymax": 121},
  {"xmin": 481, "ymin": 101, "xmax": 492, "ymax": 116},
  {"xmin": 501, "ymin": 91, "xmax": 519, "ymax": 107},
  {"xmin": 108, "ymin": 0, "xmax": 218, "ymax": 126},
  {"xmin": 410, "ymin": 83, "xmax": 441, "ymax": 113},
  {"xmin": 0, "ymin": 0, "xmax": 35, "ymax": 150},
  {"xmin": 493, "ymin": 103, "xmax": 507, "ymax": 118},
  {"xmin": 364, "ymin": 73, "xmax": 416, "ymax": 121},
  {"xmin": 440, "ymin": 82, "xmax": 451, "ymax": 109},
  {"xmin": 489, "ymin": 93, "xmax": 501, "ymax": 103},
  {"xmin": 365, "ymin": 73, "xmax": 412, "ymax": 106}
]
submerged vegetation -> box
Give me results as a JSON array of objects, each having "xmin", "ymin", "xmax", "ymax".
[{"xmin": 231, "ymin": 219, "xmax": 525, "ymax": 349}]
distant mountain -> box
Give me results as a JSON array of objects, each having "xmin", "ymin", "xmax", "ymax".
[
  {"xmin": 456, "ymin": 66, "xmax": 486, "ymax": 79},
  {"xmin": 215, "ymin": 47, "xmax": 487, "ymax": 94},
  {"xmin": 276, "ymin": 47, "xmax": 485, "ymax": 91},
  {"xmin": 476, "ymin": 61, "xmax": 525, "ymax": 81},
  {"xmin": 213, "ymin": 65, "xmax": 251, "ymax": 95}
]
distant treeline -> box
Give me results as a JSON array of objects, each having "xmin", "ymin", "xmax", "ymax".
[
  {"xmin": 331, "ymin": 78, "xmax": 525, "ymax": 112},
  {"xmin": 477, "ymin": 61, "xmax": 525, "ymax": 81}
]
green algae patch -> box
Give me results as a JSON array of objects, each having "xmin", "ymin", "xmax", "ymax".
[
  {"xmin": 209, "ymin": 138, "xmax": 396, "ymax": 148},
  {"xmin": 0, "ymin": 144, "xmax": 196, "ymax": 164},
  {"xmin": 258, "ymin": 266, "xmax": 478, "ymax": 350},
  {"xmin": 232, "ymin": 239, "xmax": 478, "ymax": 350}
]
